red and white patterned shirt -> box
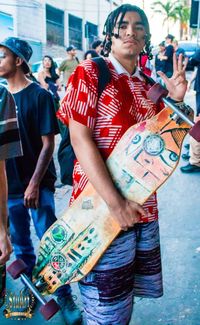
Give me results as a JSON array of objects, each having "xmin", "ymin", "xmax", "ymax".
[{"xmin": 57, "ymin": 55, "xmax": 162, "ymax": 222}]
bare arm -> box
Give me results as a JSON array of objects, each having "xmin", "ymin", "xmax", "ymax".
[
  {"xmin": 0, "ymin": 161, "xmax": 12, "ymax": 264},
  {"xmin": 38, "ymin": 71, "xmax": 49, "ymax": 90},
  {"xmin": 56, "ymin": 77, "xmax": 62, "ymax": 91},
  {"xmin": 187, "ymin": 68, "xmax": 197, "ymax": 90},
  {"xmin": 24, "ymin": 134, "xmax": 55, "ymax": 209},
  {"xmin": 70, "ymin": 120, "xmax": 147, "ymax": 230}
]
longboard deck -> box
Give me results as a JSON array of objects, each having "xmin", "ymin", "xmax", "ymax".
[{"xmin": 33, "ymin": 107, "xmax": 191, "ymax": 294}]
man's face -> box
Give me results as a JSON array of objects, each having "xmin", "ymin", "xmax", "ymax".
[
  {"xmin": 111, "ymin": 11, "xmax": 146, "ymax": 60},
  {"xmin": 159, "ymin": 45, "xmax": 165, "ymax": 52},
  {"xmin": 165, "ymin": 37, "xmax": 172, "ymax": 45},
  {"xmin": 68, "ymin": 49, "xmax": 76, "ymax": 58},
  {"xmin": 0, "ymin": 46, "xmax": 17, "ymax": 78},
  {"xmin": 43, "ymin": 57, "xmax": 52, "ymax": 69},
  {"xmin": 95, "ymin": 44, "xmax": 103, "ymax": 55}
]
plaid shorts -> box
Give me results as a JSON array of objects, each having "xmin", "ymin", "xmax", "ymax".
[{"xmin": 79, "ymin": 221, "xmax": 163, "ymax": 325}]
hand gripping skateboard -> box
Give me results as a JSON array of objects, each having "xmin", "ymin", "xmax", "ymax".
[{"xmin": 8, "ymin": 83, "xmax": 200, "ymax": 319}]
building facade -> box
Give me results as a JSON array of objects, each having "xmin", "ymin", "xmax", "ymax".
[{"xmin": 0, "ymin": 0, "xmax": 122, "ymax": 63}]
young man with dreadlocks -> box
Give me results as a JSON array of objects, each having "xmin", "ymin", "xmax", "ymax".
[{"xmin": 58, "ymin": 4, "xmax": 188, "ymax": 324}]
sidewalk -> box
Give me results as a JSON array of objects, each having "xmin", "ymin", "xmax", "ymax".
[{"xmin": 1, "ymin": 91, "xmax": 200, "ymax": 324}]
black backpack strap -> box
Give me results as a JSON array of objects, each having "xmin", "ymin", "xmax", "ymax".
[
  {"xmin": 92, "ymin": 57, "xmax": 111, "ymax": 98},
  {"xmin": 139, "ymin": 70, "xmax": 155, "ymax": 87}
]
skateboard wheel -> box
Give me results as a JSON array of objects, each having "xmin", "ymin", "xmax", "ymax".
[
  {"xmin": 39, "ymin": 299, "xmax": 60, "ymax": 320},
  {"xmin": 7, "ymin": 259, "xmax": 28, "ymax": 279},
  {"xmin": 147, "ymin": 83, "xmax": 168, "ymax": 104}
]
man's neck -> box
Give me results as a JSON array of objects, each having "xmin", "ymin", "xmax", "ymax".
[
  {"xmin": 7, "ymin": 72, "xmax": 31, "ymax": 94},
  {"xmin": 67, "ymin": 54, "xmax": 74, "ymax": 61},
  {"xmin": 111, "ymin": 53, "xmax": 137, "ymax": 75},
  {"xmin": 44, "ymin": 68, "xmax": 50, "ymax": 74}
]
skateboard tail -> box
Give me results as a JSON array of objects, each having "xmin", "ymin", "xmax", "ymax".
[
  {"xmin": 148, "ymin": 82, "xmax": 200, "ymax": 143},
  {"xmin": 33, "ymin": 212, "xmax": 121, "ymax": 294}
]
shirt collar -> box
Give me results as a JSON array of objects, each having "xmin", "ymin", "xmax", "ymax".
[{"xmin": 108, "ymin": 53, "xmax": 143, "ymax": 81}]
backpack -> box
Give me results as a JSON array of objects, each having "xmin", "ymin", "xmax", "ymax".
[{"xmin": 57, "ymin": 57, "xmax": 111, "ymax": 186}]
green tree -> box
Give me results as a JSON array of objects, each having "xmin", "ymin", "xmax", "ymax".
[
  {"xmin": 173, "ymin": 1, "xmax": 190, "ymax": 40},
  {"xmin": 152, "ymin": 0, "xmax": 191, "ymax": 39},
  {"xmin": 151, "ymin": 1, "xmax": 178, "ymax": 33}
]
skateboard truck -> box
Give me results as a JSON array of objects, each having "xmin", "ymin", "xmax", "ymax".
[
  {"xmin": 7, "ymin": 259, "xmax": 60, "ymax": 320},
  {"xmin": 147, "ymin": 83, "xmax": 200, "ymax": 142}
]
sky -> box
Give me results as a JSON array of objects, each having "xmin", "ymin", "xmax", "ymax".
[{"xmin": 122, "ymin": 0, "xmax": 180, "ymax": 45}]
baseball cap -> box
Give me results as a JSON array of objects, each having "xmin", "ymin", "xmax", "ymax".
[
  {"xmin": 165, "ymin": 34, "xmax": 174, "ymax": 41},
  {"xmin": 66, "ymin": 45, "xmax": 76, "ymax": 52},
  {"xmin": 0, "ymin": 37, "xmax": 33, "ymax": 74}
]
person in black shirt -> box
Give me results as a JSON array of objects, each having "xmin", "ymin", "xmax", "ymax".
[
  {"xmin": 157, "ymin": 34, "xmax": 174, "ymax": 78},
  {"xmin": 0, "ymin": 37, "xmax": 82, "ymax": 324},
  {"xmin": 155, "ymin": 41, "xmax": 166, "ymax": 83},
  {"xmin": 38, "ymin": 55, "xmax": 61, "ymax": 104}
]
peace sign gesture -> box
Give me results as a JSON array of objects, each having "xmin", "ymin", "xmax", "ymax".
[{"xmin": 157, "ymin": 53, "xmax": 188, "ymax": 102}]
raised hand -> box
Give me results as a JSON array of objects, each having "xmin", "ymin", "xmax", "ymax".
[{"xmin": 157, "ymin": 53, "xmax": 188, "ymax": 102}]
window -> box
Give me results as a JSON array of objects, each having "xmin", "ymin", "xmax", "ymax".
[
  {"xmin": 0, "ymin": 12, "xmax": 13, "ymax": 39},
  {"xmin": 68, "ymin": 14, "xmax": 82, "ymax": 50},
  {"xmin": 85, "ymin": 22, "xmax": 98, "ymax": 48},
  {"xmin": 46, "ymin": 5, "xmax": 64, "ymax": 46}
]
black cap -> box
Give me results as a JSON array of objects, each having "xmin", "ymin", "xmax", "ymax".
[
  {"xmin": 0, "ymin": 37, "xmax": 33, "ymax": 74},
  {"xmin": 66, "ymin": 45, "xmax": 76, "ymax": 52},
  {"xmin": 165, "ymin": 34, "xmax": 174, "ymax": 41}
]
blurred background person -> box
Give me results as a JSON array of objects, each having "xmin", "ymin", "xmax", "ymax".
[
  {"xmin": 38, "ymin": 55, "xmax": 61, "ymax": 107},
  {"xmin": 155, "ymin": 41, "xmax": 166, "ymax": 84},
  {"xmin": 91, "ymin": 40, "xmax": 103, "ymax": 55},
  {"xmin": 58, "ymin": 45, "xmax": 79, "ymax": 90},
  {"xmin": 138, "ymin": 51, "xmax": 156, "ymax": 78},
  {"xmin": 172, "ymin": 40, "xmax": 185, "ymax": 58},
  {"xmin": 157, "ymin": 34, "xmax": 174, "ymax": 78},
  {"xmin": 84, "ymin": 49, "xmax": 99, "ymax": 60},
  {"xmin": 38, "ymin": 55, "xmax": 64, "ymax": 136}
]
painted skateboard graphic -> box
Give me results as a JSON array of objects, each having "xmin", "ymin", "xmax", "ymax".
[{"xmin": 30, "ymin": 103, "xmax": 194, "ymax": 295}]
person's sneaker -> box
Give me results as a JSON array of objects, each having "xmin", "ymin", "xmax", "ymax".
[
  {"xmin": 180, "ymin": 163, "xmax": 200, "ymax": 173},
  {"xmin": 57, "ymin": 294, "xmax": 82, "ymax": 325},
  {"xmin": 181, "ymin": 152, "xmax": 190, "ymax": 160}
]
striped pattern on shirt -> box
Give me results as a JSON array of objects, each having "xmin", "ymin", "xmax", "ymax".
[{"xmin": 0, "ymin": 85, "xmax": 22, "ymax": 160}]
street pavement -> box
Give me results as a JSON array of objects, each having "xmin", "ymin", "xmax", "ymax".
[{"xmin": 1, "ymin": 89, "xmax": 200, "ymax": 324}]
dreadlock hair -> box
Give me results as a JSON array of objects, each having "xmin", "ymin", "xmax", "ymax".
[{"xmin": 102, "ymin": 4, "xmax": 152, "ymax": 60}]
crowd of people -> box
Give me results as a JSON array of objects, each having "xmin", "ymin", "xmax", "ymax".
[{"xmin": 0, "ymin": 3, "xmax": 199, "ymax": 325}]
